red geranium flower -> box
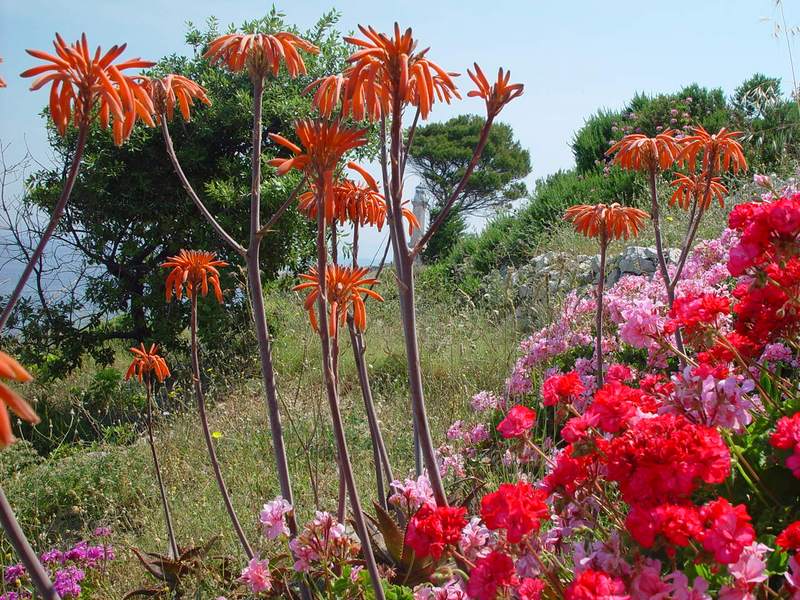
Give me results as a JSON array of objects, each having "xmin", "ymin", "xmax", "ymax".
[
  {"xmin": 626, "ymin": 503, "xmax": 702, "ymax": 552},
  {"xmin": 602, "ymin": 413, "xmax": 730, "ymax": 507},
  {"xmin": 543, "ymin": 444, "xmax": 592, "ymax": 497},
  {"xmin": 666, "ymin": 292, "xmax": 730, "ymax": 335},
  {"xmin": 770, "ymin": 412, "xmax": 800, "ymax": 451},
  {"xmin": 497, "ymin": 404, "xmax": 537, "ymax": 439},
  {"xmin": 480, "ymin": 482, "xmax": 549, "ymax": 544},
  {"xmin": 698, "ymin": 497, "xmax": 755, "ymax": 564},
  {"xmin": 516, "ymin": 578, "xmax": 545, "ymax": 600},
  {"xmin": 405, "ymin": 503, "xmax": 467, "ymax": 560},
  {"xmin": 466, "ymin": 551, "xmax": 517, "ymax": 600},
  {"xmin": 777, "ymin": 521, "xmax": 800, "ymax": 553},
  {"xmin": 542, "ymin": 371, "xmax": 585, "ymax": 407},
  {"xmin": 586, "ymin": 381, "xmax": 648, "ymax": 434},
  {"xmin": 770, "ymin": 412, "xmax": 800, "ymax": 479},
  {"xmin": 565, "ymin": 569, "xmax": 630, "ymax": 600}
]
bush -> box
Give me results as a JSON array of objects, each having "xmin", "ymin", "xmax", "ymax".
[
  {"xmin": 19, "ymin": 366, "xmax": 147, "ymax": 454},
  {"xmin": 442, "ymin": 168, "xmax": 638, "ymax": 285}
]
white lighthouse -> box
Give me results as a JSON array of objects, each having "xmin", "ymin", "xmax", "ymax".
[{"xmin": 409, "ymin": 185, "xmax": 429, "ymax": 254}]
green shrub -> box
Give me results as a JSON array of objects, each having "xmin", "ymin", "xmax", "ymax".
[{"xmin": 20, "ymin": 367, "xmax": 146, "ymax": 454}]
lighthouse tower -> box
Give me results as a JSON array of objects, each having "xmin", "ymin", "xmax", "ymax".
[{"xmin": 409, "ymin": 185, "xmax": 428, "ymax": 258}]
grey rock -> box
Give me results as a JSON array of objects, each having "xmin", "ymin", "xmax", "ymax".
[{"xmin": 486, "ymin": 245, "xmax": 679, "ymax": 329}]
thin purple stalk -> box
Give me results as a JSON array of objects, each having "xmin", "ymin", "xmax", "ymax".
[
  {"xmin": 648, "ymin": 168, "xmax": 685, "ymax": 356},
  {"xmin": 648, "ymin": 168, "xmax": 672, "ymax": 297},
  {"xmin": 145, "ymin": 379, "xmax": 180, "ymax": 558},
  {"xmin": 191, "ymin": 294, "xmax": 254, "ymax": 559},
  {"xmin": 348, "ymin": 316, "xmax": 393, "ymax": 507},
  {"xmin": 246, "ymin": 77, "xmax": 299, "ymax": 538},
  {"xmin": 386, "ymin": 96, "xmax": 447, "ymax": 506},
  {"xmin": 348, "ymin": 226, "xmax": 393, "ymax": 506},
  {"xmin": 0, "ymin": 124, "xmax": 89, "ymax": 331},
  {"xmin": 596, "ymin": 235, "xmax": 608, "ymax": 388},
  {"xmin": 160, "ymin": 116, "xmax": 245, "ymax": 257},
  {"xmin": 0, "ymin": 123, "xmax": 90, "ymax": 600},
  {"xmin": 0, "ymin": 486, "xmax": 59, "ymax": 599},
  {"xmin": 160, "ymin": 89, "xmax": 299, "ymax": 539},
  {"xmin": 314, "ymin": 185, "xmax": 385, "ymax": 600}
]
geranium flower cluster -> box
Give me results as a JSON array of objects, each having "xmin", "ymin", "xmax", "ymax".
[
  {"xmin": 769, "ymin": 412, "xmax": 800, "ymax": 478},
  {"xmin": 287, "ymin": 511, "xmax": 361, "ymax": 575},
  {"xmin": 407, "ymin": 183, "xmax": 800, "ymax": 599},
  {"xmin": 2, "ymin": 531, "xmax": 114, "ymax": 600}
]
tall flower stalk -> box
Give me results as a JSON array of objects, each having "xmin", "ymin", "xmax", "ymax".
[
  {"xmin": 296, "ymin": 164, "xmax": 404, "ymax": 506},
  {"xmin": 0, "ymin": 352, "xmax": 56, "ymax": 598},
  {"xmin": 0, "ymin": 34, "xmax": 153, "ymax": 331},
  {"xmin": 606, "ymin": 131, "xmax": 681, "ymax": 300},
  {"xmin": 669, "ymin": 126, "xmax": 747, "ymax": 289},
  {"xmin": 347, "ymin": 237, "xmax": 393, "ymax": 508},
  {"xmin": 306, "ymin": 26, "xmax": 523, "ymax": 505},
  {"xmin": 273, "ymin": 119, "xmax": 386, "ymax": 599},
  {"xmin": 564, "ymin": 203, "xmax": 648, "ymax": 386},
  {"xmin": 155, "ymin": 32, "xmax": 319, "ymax": 538},
  {"xmin": 125, "ymin": 344, "xmax": 178, "ymax": 558},
  {"xmin": 0, "ymin": 35, "xmax": 151, "ymax": 600},
  {"xmin": 162, "ymin": 250, "xmax": 254, "ymax": 559}
]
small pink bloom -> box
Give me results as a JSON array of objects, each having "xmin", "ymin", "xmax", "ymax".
[{"xmin": 241, "ymin": 557, "xmax": 272, "ymax": 594}]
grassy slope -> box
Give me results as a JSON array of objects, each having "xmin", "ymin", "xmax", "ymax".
[{"xmin": 0, "ymin": 282, "xmax": 520, "ymax": 596}]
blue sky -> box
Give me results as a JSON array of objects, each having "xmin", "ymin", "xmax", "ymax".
[{"xmin": 0, "ymin": 0, "xmax": 798, "ymax": 260}]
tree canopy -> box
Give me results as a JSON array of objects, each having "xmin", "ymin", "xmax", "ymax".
[
  {"xmin": 3, "ymin": 9, "xmax": 366, "ymax": 377},
  {"xmin": 409, "ymin": 115, "xmax": 531, "ymax": 216},
  {"xmin": 572, "ymin": 77, "xmax": 800, "ymax": 175}
]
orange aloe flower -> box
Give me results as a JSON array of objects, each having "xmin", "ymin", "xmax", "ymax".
[
  {"xmin": 345, "ymin": 162, "xmax": 419, "ymax": 234},
  {"xmin": 669, "ymin": 173, "xmax": 728, "ymax": 211},
  {"xmin": 0, "ymin": 351, "xmax": 39, "ymax": 447},
  {"xmin": 296, "ymin": 162, "xmax": 419, "ymax": 233},
  {"xmin": 161, "ymin": 250, "xmax": 228, "ymax": 303},
  {"xmin": 467, "ymin": 64, "xmax": 524, "ymax": 119},
  {"xmin": 147, "ymin": 74, "xmax": 211, "ymax": 122},
  {"xmin": 297, "ymin": 179, "xmax": 378, "ymax": 225},
  {"xmin": 125, "ymin": 343, "xmax": 171, "ymax": 383},
  {"xmin": 0, "ymin": 58, "xmax": 6, "ymax": 88},
  {"xmin": 306, "ymin": 24, "xmax": 460, "ymax": 121},
  {"xmin": 564, "ymin": 203, "xmax": 649, "ymax": 241},
  {"xmin": 677, "ymin": 126, "xmax": 747, "ymax": 175},
  {"xmin": 204, "ymin": 32, "xmax": 319, "ymax": 78},
  {"xmin": 293, "ymin": 265, "xmax": 383, "ymax": 336},
  {"xmin": 606, "ymin": 130, "xmax": 682, "ymax": 172},
  {"xmin": 269, "ymin": 120, "xmax": 368, "ymax": 211},
  {"xmin": 21, "ymin": 34, "xmax": 155, "ymax": 145},
  {"xmin": 304, "ymin": 73, "xmax": 347, "ymax": 118}
]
